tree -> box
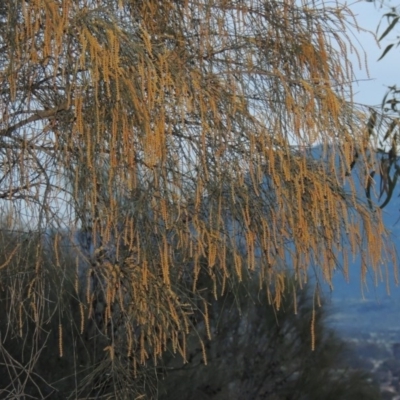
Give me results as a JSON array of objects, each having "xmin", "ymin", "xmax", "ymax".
[
  {"xmin": 158, "ymin": 274, "xmax": 382, "ymax": 400},
  {"xmin": 0, "ymin": 0, "xmax": 394, "ymax": 398},
  {"xmin": 0, "ymin": 243, "xmax": 381, "ymax": 399}
]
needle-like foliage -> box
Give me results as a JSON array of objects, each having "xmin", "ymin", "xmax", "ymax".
[{"xmin": 0, "ymin": 0, "xmax": 395, "ymax": 398}]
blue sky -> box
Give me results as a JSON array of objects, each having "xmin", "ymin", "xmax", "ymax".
[{"xmin": 349, "ymin": 1, "xmax": 399, "ymax": 106}]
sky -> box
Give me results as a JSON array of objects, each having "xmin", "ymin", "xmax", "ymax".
[{"xmin": 348, "ymin": 1, "xmax": 399, "ymax": 107}]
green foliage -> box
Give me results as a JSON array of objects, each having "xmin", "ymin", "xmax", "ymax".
[
  {"xmin": 377, "ymin": 8, "xmax": 400, "ymax": 60},
  {"xmin": 364, "ymin": 2, "xmax": 400, "ymax": 209}
]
